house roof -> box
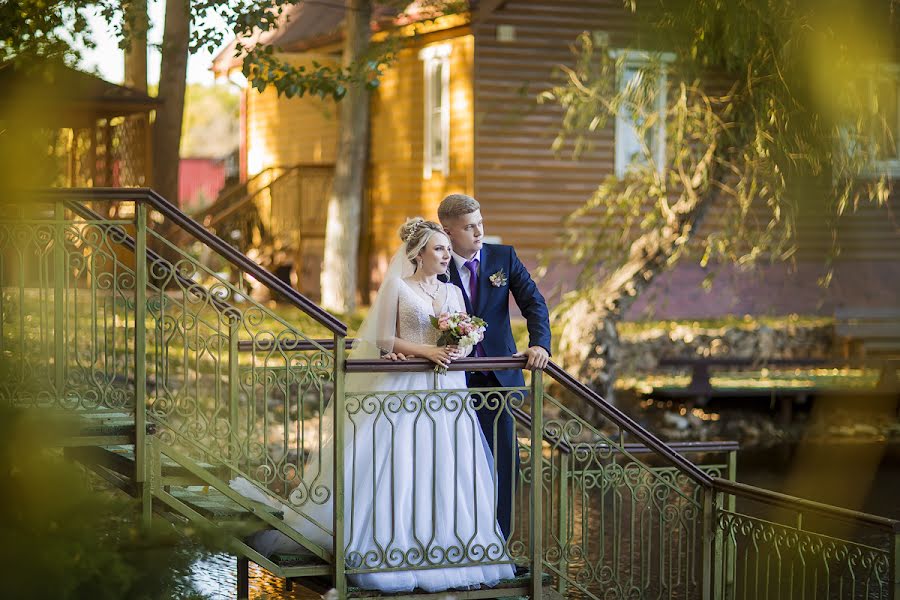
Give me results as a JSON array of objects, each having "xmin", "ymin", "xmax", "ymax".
[
  {"xmin": 0, "ymin": 60, "xmax": 160, "ymax": 126},
  {"xmin": 211, "ymin": 0, "xmax": 479, "ymax": 75}
]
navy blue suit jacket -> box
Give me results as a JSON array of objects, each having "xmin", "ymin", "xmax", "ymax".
[{"xmin": 445, "ymin": 243, "xmax": 551, "ymax": 388}]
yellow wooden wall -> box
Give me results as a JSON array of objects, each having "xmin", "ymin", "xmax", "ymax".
[
  {"xmin": 367, "ymin": 31, "xmax": 475, "ymax": 292},
  {"xmin": 242, "ymin": 37, "xmax": 474, "ymax": 298},
  {"xmin": 245, "ymin": 52, "xmax": 339, "ymax": 175}
]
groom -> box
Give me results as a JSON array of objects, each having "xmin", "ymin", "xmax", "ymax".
[{"xmin": 438, "ymin": 193, "xmax": 551, "ymax": 541}]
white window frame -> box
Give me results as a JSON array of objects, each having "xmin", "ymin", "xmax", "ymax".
[
  {"xmin": 419, "ymin": 43, "xmax": 451, "ymax": 179},
  {"xmin": 612, "ymin": 49, "xmax": 674, "ymax": 178},
  {"xmin": 873, "ymin": 64, "xmax": 900, "ymax": 175}
]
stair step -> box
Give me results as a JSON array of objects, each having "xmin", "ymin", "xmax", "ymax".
[
  {"xmin": 271, "ymin": 552, "xmax": 327, "ymax": 567},
  {"xmin": 56, "ymin": 412, "xmax": 155, "ymax": 446},
  {"xmin": 71, "ymin": 445, "xmax": 229, "ymax": 484},
  {"xmin": 281, "ymin": 568, "xmax": 549, "ymax": 598},
  {"xmin": 168, "ymin": 487, "xmax": 285, "ymax": 520}
]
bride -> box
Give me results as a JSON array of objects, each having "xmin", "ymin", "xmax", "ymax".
[{"xmin": 230, "ymin": 218, "xmax": 514, "ymax": 592}]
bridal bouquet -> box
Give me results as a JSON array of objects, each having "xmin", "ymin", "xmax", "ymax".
[{"xmin": 429, "ymin": 311, "xmax": 487, "ymax": 374}]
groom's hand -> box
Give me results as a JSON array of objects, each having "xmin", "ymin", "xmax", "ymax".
[
  {"xmin": 382, "ymin": 352, "xmax": 412, "ymax": 361},
  {"xmin": 514, "ymin": 346, "xmax": 549, "ymax": 370}
]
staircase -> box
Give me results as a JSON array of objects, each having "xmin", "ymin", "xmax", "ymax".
[
  {"xmin": 191, "ymin": 164, "xmax": 334, "ymax": 296},
  {"xmin": 1, "ymin": 188, "xmax": 898, "ymax": 600}
]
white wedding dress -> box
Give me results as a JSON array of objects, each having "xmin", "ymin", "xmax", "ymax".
[{"xmin": 230, "ymin": 278, "xmax": 514, "ymax": 593}]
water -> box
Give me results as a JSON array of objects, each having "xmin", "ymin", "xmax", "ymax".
[
  {"xmin": 188, "ymin": 441, "xmax": 900, "ymax": 599},
  {"xmin": 737, "ymin": 441, "xmax": 900, "ymax": 521},
  {"xmin": 191, "ymin": 555, "xmax": 320, "ymax": 600}
]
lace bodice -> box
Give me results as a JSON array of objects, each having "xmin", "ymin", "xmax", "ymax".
[{"xmin": 396, "ymin": 280, "xmax": 464, "ymax": 346}]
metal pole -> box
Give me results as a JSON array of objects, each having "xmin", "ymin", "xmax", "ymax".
[
  {"xmin": 556, "ymin": 451, "xmax": 569, "ymax": 596},
  {"xmin": 891, "ymin": 528, "xmax": 899, "ymax": 600},
  {"xmin": 530, "ymin": 369, "xmax": 544, "ymax": 600},
  {"xmin": 53, "ymin": 203, "xmax": 66, "ymax": 403},
  {"xmin": 701, "ymin": 487, "xmax": 715, "ymax": 600},
  {"xmin": 228, "ymin": 318, "xmax": 240, "ymax": 477},
  {"xmin": 134, "ymin": 201, "xmax": 150, "ymax": 525},
  {"xmin": 725, "ymin": 450, "xmax": 737, "ymax": 595},
  {"xmin": 333, "ymin": 333, "xmax": 347, "ymax": 599}
]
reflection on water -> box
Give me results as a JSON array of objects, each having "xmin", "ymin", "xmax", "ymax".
[
  {"xmin": 738, "ymin": 441, "xmax": 900, "ymax": 520},
  {"xmin": 192, "ymin": 555, "xmax": 321, "ymax": 600}
]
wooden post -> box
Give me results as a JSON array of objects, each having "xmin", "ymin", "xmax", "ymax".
[{"xmin": 237, "ymin": 556, "xmax": 250, "ymax": 599}]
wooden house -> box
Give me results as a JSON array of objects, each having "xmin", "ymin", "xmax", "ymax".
[
  {"xmin": 0, "ymin": 61, "xmax": 157, "ymax": 189},
  {"xmin": 211, "ymin": 0, "xmax": 900, "ymax": 318}
]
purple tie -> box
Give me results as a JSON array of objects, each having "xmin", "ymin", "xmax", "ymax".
[
  {"xmin": 463, "ymin": 258, "xmax": 479, "ymax": 307},
  {"xmin": 463, "ymin": 258, "xmax": 485, "ymax": 358}
]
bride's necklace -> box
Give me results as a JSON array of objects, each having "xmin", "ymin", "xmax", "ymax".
[{"xmin": 416, "ymin": 279, "xmax": 442, "ymax": 301}]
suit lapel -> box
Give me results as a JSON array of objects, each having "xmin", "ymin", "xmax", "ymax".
[
  {"xmin": 475, "ymin": 244, "xmax": 492, "ymax": 315},
  {"xmin": 447, "ymin": 260, "xmax": 473, "ymax": 314}
]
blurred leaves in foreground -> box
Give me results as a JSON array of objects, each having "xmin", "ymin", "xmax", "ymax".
[{"xmin": 0, "ymin": 408, "xmax": 224, "ymax": 599}]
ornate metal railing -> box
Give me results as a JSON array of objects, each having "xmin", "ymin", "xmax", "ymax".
[
  {"xmin": 711, "ymin": 478, "xmax": 899, "ymax": 600},
  {"xmin": 2, "ymin": 188, "xmax": 898, "ymax": 600}
]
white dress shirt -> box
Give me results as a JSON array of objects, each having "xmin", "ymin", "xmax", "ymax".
[{"xmin": 451, "ymin": 249, "xmax": 482, "ymax": 302}]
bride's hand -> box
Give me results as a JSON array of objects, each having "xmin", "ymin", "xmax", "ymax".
[
  {"xmin": 424, "ymin": 345, "xmax": 454, "ymax": 369},
  {"xmin": 445, "ymin": 345, "xmax": 465, "ymax": 360}
]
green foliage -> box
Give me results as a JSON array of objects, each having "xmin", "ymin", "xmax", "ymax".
[
  {"xmin": 240, "ymin": 43, "xmax": 392, "ymax": 101},
  {"xmin": 181, "ymin": 83, "xmax": 240, "ymax": 157},
  {"xmin": 0, "ymin": 409, "xmax": 221, "ymax": 599},
  {"xmin": 541, "ymin": 0, "xmax": 894, "ymax": 303},
  {"xmin": 0, "ymin": 0, "xmax": 115, "ymax": 64},
  {"xmin": 230, "ymin": 0, "xmax": 467, "ymax": 101},
  {"xmin": 2, "ymin": 0, "xmax": 467, "ymax": 104}
]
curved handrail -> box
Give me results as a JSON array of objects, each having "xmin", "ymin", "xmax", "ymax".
[
  {"xmin": 712, "ymin": 477, "xmax": 900, "ymax": 533},
  {"xmin": 344, "ymin": 356, "xmax": 528, "ymax": 372},
  {"xmin": 544, "ymin": 361, "xmax": 714, "ymax": 486},
  {"xmin": 191, "ymin": 168, "xmax": 269, "ymax": 223},
  {"xmin": 342, "ymin": 355, "xmax": 714, "ymax": 487},
  {"xmin": 37, "ymin": 187, "xmax": 348, "ymax": 336},
  {"xmin": 207, "ymin": 164, "xmax": 333, "ymax": 229}
]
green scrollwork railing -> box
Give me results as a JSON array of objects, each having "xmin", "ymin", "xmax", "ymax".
[
  {"xmin": 711, "ymin": 478, "xmax": 899, "ymax": 600},
  {"xmin": 3, "ymin": 188, "xmax": 898, "ymax": 600}
]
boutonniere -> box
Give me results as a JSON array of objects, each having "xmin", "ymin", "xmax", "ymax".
[{"xmin": 489, "ymin": 269, "xmax": 508, "ymax": 287}]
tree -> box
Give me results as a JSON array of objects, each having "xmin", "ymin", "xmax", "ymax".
[
  {"xmin": 321, "ymin": 0, "xmax": 372, "ymax": 314},
  {"xmin": 152, "ymin": 0, "xmax": 192, "ymax": 205},
  {"xmin": 3, "ymin": 0, "xmax": 455, "ymax": 311},
  {"xmin": 540, "ymin": 0, "xmax": 896, "ymax": 402},
  {"xmin": 123, "ymin": 0, "xmax": 149, "ymax": 91},
  {"xmin": 223, "ymin": 0, "xmax": 460, "ymax": 314}
]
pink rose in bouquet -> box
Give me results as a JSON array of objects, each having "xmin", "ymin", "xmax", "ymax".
[{"xmin": 428, "ymin": 311, "xmax": 487, "ymax": 374}]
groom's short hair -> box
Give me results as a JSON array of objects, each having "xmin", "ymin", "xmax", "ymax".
[{"xmin": 438, "ymin": 194, "xmax": 481, "ymax": 222}]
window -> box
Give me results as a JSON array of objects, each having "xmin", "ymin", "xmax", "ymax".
[
  {"xmin": 613, "ymin": 50, "xmax": 673, "ymax": 177},
  {"xmin": 874, "ymin": 66, "xmax": 900, "ymax": 172},
  {"xmin": 419, "ymin": 43, "xmax": 451, "ymax": 178}
]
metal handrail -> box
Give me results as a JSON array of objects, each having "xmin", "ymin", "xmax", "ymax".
[
  {"xmin": 196, "ymin": 163, "xmax": 336, "ymax": 228},
  {"xmin": 341, "ymin": 355, "xmax": 714, "ymax": 487},
  {"xmin": 34, "ymin": 187, "xmax": 348, "ymax": 336},
  {"xmin": 545, "ymin": 361, "xmax": 714, "ymax": 487},
  {"xmin": 713, "ymin": 477, "xmax": 900, "ymax": 532}
]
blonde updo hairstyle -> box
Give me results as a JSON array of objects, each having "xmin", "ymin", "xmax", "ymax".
[{"xmin": 398, "ymin": 217, "xmax": 446, "ymax": 269}]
